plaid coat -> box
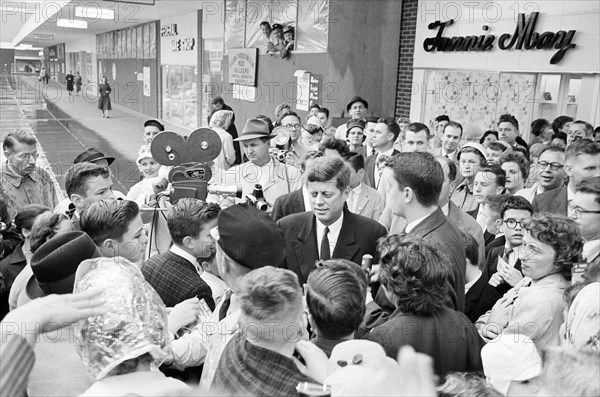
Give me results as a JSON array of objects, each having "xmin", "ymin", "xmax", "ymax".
[
  {"xmin": 142, "ymin": 251, "xmax": 215, "ymax": 310},
  {"xmin": 212, "ymin": 333, "xmax": 311, "ymax": 397}
]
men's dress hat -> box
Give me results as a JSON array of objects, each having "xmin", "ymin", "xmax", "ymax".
[
  {"xmin": 26, "ymin": 231, "xmax": 100, "ymax": 299},
  {"xmin": 144, "ymin": 119, "xmax": 165, "ymax": 131},
  {"xmin": 216, "ymin": 203, "xmax": 285, "ymax": 270},
  {"xmin": 302, "ymin": 123, "xmax": 324, "ymax": 135},
  {"xmin": 346, "ymin": 120, "xmax": 366, "ymax": 131},
  {"xmin": 234, "ymin": 119, "xmax": 275, "ymax": 141},
  {"xmin": 73, "ymin": 148, "xmax": 115, "ymax": 166},
  {"xmin": 346, "ymin": 96, "xmax": 369, "ymax": 112}
]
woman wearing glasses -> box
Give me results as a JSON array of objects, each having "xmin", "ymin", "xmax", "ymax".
[{"xmin": 476, "ymin": 213, "xmax": 584, "ymax": 350}]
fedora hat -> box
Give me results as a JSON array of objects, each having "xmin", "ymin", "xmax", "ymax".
[
  {"xmin": 74, "ymin": 148, "xmax": 115, "ymax": 166},
  {"xmin": 346, "ymin": 96, "xmax": 369, "ymax": 112},
  {"xmin": 234, "ymin": 119, "xmax": 275, "ymax": 141},
  {"xmin": 26, "ymin": 231, "xmax": 100, "ymax": 299}
]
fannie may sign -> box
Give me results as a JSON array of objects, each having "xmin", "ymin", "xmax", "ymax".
[{"xmin": 423, "ymin": 12, "xmax": 577, "ymax": 64}]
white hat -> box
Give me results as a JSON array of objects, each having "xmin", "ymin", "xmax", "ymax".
[
  {"xmin": 481, "ymin": 333, "xmax": 542, "ymax": 395},
  {"xmin": 137, "ymin": 145, "xmax": 153, "ymax": 164}
]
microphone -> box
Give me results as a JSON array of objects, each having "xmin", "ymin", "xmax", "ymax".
[{"xmin": 361, "ymin": 254, "xmax": 373, "ymax": 272}]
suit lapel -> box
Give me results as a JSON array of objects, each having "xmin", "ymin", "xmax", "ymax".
[
  {"xmin": 410, "ymin": 208, "xmax": 444, "ymax": 239},
  {"xmin": 332, "ymin": 211, "xmax": 360, "ymax": 260},
  {"xmin": 294, "ymin": 214, "xmax": 318, "ymax": 282}
]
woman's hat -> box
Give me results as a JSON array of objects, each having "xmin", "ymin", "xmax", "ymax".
[{"xmin": 234, "ymin": 119, "xmax": 275, "ymax": 141}]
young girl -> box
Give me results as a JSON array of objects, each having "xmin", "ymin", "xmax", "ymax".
[{"xmin": 126, "ymin": 146, "xmax": 163, "ymax": 206}]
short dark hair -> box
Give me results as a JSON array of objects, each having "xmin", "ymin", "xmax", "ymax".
[
  {"xmin": 488, "ymin": 141, "xmax": 509, "ymax": 153},
  {"xmin": 278, "ymin": 110, "xmax": 301, "ymax": 126},
  {"xmin": 500, "ymin": 195, "xmax": 533, "ymax": 218},
  {"xmin": 552, "ymin": 115, "xmax": 574, "ymax": 134},
  {"xmin": 500, "ymin": 151, "xmax": 530, "ymax": 180},
  {"xmin": 435, "ymin": 114, "xmax": 450, "ymax": 123},
  {"xmin": 260, "ymin": 21, "xmax": 270, "ymax": 28},
  {"xmin": 443, "ymin": 121, "xmax": 463, "ymax": 137},
  {"xmin": 479, "ymin": 130, "xmax": 498, "ymax": 144},
  {"xmin": 387, "ymin": 152, "xmax": 443, "ymax": 206},
  {"xmin": 365, "ymin": 116, "xmax": 379, "ymax": 124},
  {"xmin": 300, "ymin": 150, "xmax": 324, "ymax": 173},
  {"xmin": 306, "ymin": 259, "xmax": 367, "ymax": 339},
  {"xmin": 572, "ymin": 120, "xmax": 594, "ymax": 137},
  {"xmin": 65, "ymin": 163, "xmax": 111, "ymax": 198},
  {"xmin": 317, "ymin": 107, "xmax": 329, "ymax": 118},
  {"xmin": 378, "ymin": 234, "xmax": 449, "ymax": 315},
  {"xmin": 318, "ymin": 138, "xmax": 350, "ymax": 157},
  {"xmin": 80, "ymin": 199, "xmax": 140, "ymax": 245},
  {"xmin": 531, "ymin": 118, "xmax": 551, "ymax": 137},
  {"xmin": 566, "ymin": 139, "xmax": 600, "ymax": 160},
  {"xmin": 211, "ymin": 96, "xmax": 224, "ymax": 106},
  {"xmin": 167, "ymin": 199, "xmax": 220, "ymax": 245},
  {"xmin": 436, "ymin": 156, "xmax": 457, "ymax": 182},
  {"xmin": 523, "ymin": 213, "xmax": 584, "ymax": 280},
  {"xmin": 30, "ymin": 212, "xmax": 70, "ymax": 253},
  {"xmin": 483, "ymin": 194, "xmax": 511, "ymax": 213},
  {"xmin": 3, "ymin": 129, "xmax": 38, "ymax": 152},
  {"xmin": 551, "ymin": 132, "xmax": 568, "ymax": 146},
  {"xmin": 377, "ymin": 117, "xmax": 401, "ymax": 142},
  {"xmin": 14, "ymin": 204, "xmax": 50, "ymax": 234},
  {"xmin": 305, "ymin": 156, "xmax": 351, "ymax": 191},
  {"xmin": 576, "ymin": 176, "xmax": 600, "ymax": 204},
  {"xmin": 405, "ymin": 122, "xmax": 430, "ymax": 139},
  {"xmin": 143, "ymin": 119, "xmax": 164, "ymax": 131},
  {"xmin": 498, "ymin": 114, "xmax": 519, "ymax": 130},
  {"xmin": 462, "ymin": 232, "xmax": 479, "ymax": 267},
  {"xmin": 309, "ymin": 103, "xmax": 320, "ymax": 111},
  {"xmin": 345, "ymin": 152, "xmax": 365, "ymax": 172},
  {"xmin": 476, "ymin": 164, "xmax": 506, "ymax": 187}
]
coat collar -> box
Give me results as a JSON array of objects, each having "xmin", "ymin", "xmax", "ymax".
[{"xmin": 2, "ymin": 163, "xmax": 39, "ymax": 187}]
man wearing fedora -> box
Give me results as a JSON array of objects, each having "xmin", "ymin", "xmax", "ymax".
[
  {"xmin": 15, "ymin": 231, "xmax": 100, "ymax": 396},
  {"xmin": 212, "ymin": 118, "xmax": 301, "ymax": 212},
  {"xmin": 335, "ymin": 96, "xmax": 369, "ymax": 141}
]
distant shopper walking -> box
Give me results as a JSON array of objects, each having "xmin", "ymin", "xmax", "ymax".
[
  {"xmin": 65, "ymin": 71, "xmax": 74, "ymax": 96},
  {"xmin": 75, "ymin": 72, "xmax": 82, "ymax": 95},
  {"xmin": 98, "ymin": 76, "xmax": 112, "ymax": 118}
]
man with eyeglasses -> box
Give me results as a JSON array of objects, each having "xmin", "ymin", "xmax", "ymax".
[
  {"xmin": 485, "ymin": 196, "xmax": 533, "ymax": 295},
  {"xmin": 1, "ymin": 130, "xmax": 61, "ymax": 218},
  {"xmin": 516, "ymin": 145, "xmax": 566, "ymax": 204},
  {"xmin": 278, "ymin": 111, "xmax": 309, "ymax": 168},
  {"xmin": 534, "ymin": 139, "xmax": 600, "ymax": 216},
  {"xmin": 570, "ymin": 176, "xmax": 600, "ymax": 263}
]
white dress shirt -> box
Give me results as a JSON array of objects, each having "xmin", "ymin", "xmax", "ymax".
[
  {"xmin": 582, "ymin": 240, "xmax": 600, "ymax": 262},
  {"xmin": 170, "ymin": 245, "xmax": 201, "ymax": 274},
  {"xmin": 316, "ymin": 213, "xmax": 344, "ymax": 258},
  {"xmin": 347, "ymin": 183, "xmax": 364, "ymax": 213},
  {"xmin": 465, "ymin": 270, "xmax": 482, "ymax": 294},
  {"xmin": 405, "ymin": 213, "xmax": 431, "ymax": 233}
]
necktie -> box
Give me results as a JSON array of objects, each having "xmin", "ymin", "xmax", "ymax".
[
  {"xmin": 320, "ymin": 227, "xmax": 331, "ymax": 260},
  {"xmin": 371, "ymin": 149, "xmax": 376, "ymax": 156},
  {"xmin": 218, "ymin": 290, "xmax": 232, "ymax": 321}
]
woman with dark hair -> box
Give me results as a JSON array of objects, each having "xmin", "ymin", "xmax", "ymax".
[
  {"xmin": 0, "ymin": 205, "xmax": 50, "ymax": 317},
  {"xmin": 476, "ymin": 213, "xmax": 584, "ymax": 350},
  {"xmin": 529, "ymin": 118, "xmax": 553, "ymax": 146},
  {"xmin": 366, "ymin": 234, "xmax": 483, "ymax": 378},
  {"xmin": 479, "ymin": 130, "xmax": 498, "ymax": 148},
  {"xmin": 98, "ymin": 76, "xmax": 112, "ymax": 118}
]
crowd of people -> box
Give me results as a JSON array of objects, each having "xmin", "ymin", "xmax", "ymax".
[{"xmin": 1, "ymin": 94, "xmax": 599, "ymax": 396}]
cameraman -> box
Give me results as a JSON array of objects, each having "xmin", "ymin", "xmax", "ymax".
[{"xmin": 211, "ymin": 119, "xmax": 301, "ymax": 213}]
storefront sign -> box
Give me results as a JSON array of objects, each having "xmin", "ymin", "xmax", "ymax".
[
  {"xmin": 228, "ymin": 48, "xmax": 257, "ymax": 86},
  {"xmin": 423, "ymin": 12, "xmax": 576, "ymax": 64},
  {"xmin": 170, "ymin": 38, "xmax": 195, "ymax": 52},
  {"xmin": 161, "ymin": 24, "xmax": 178, "ymax": 37}
]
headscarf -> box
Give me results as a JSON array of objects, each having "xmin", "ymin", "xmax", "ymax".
[
  {"xmin": 74, "ymin": 257, "xmax": 169, "ymax": 380},
  {"xmin": 210, "ymin": 110, "xmax": 234, "ymax": 130},
  {"xmin": 564, "ymin": 282, "xmax": 600, "ymax": 353}
]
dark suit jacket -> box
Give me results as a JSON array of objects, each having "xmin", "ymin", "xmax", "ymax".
[
  {"xmin": 485, "ymin": 245, "xmax": 523, "ymax": 296},
  {"xmin": 363, "ymin": 149, "xmax": 400, "ymax": 188},
  {"xmin": 142, "ymin": 250, "xmax": 215, "ymax": 310},
  {"xmin": 410, "ymin": 208, "xmax": 467, "ymax": 312},
  {"xmin": 485, "ymin": 235, "xmax": 505, "ymax": 259},
  {"xmin": 271, "ymin": 188, "xmax": 305, "ymax": 222},
  {"xmin": 465, "ymin": 273, "xmax": 502, "ymax": 323},
  {"xmin": 484, "ymin": 230, "xmax": 495, "ymax": 247},
  {"xmin": 532, "ymin": 185, "xmax": 568, "ymax": 216},
  {"xmin": 466, "ymin": 205, "xmax": 479, "ymax": 219},
  {"xmin": 277, "ymin": 209, "xmax": 387, "ymax": 284}
]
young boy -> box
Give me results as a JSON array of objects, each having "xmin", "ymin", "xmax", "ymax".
[
  {"xmin": 481, "ymin": 194, "xmax": 511, "ymax": 256},
  {"xmin": 486, "ymin": 141, "xmax": 510, "ymax": 165},
  {"xmin": 126, "ymin": 145, "xmax": 163, "ymax": 206},
  {"xmin": 485, "ymin": 196, "xmax": 533, "ymax": 294},
  {"xmin": 471, "ymin": 164, "xmax": 506, "ymax": 227}
]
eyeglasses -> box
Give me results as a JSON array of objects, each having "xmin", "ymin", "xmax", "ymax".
[
  {"xmin": 284, "ymin": 123, "xmax": 300, "ymax": 130},
  {"xmin": 503, "ymin": 218, "xmax": 526, "ymax": 229},
  {"xmin": 569, "ymin": 205, "xmax": 600, "ymax": 219},
  {"xmin": 538, "ymin": 161, "xmax": 564, "ymax": 171},
  {"xmin": 17, "ymin": 152, "xmax": 39, "ymax": 161}
]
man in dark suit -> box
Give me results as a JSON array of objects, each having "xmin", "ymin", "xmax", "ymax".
[
  {"xmin": 364, "ymin": 118, "xmax": 401, "ymax": 189},
  {"xmin": 142, "ymin": 198, "xmax": 217, "ymax": 310},
  {"xmin": 533, "ymin": 139, "xmax": 600, "ymax": 215},
  {"xmin": 382, "ymin": 152, "xmax": 466, "ymax": 312},
  {"xmin": 277, "ymin": 156, "xmax": 387, "ymax": 284}
]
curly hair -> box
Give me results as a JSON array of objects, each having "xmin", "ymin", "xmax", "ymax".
[
  {"xmin": 500, "ymin": 151, "xmax": 530, "ymax": 180},
  {"xmin": 29, "ymin": 212, "xmax": 70, "ymax": 253},
  {"xmin": 523, "ymin": 213, "xmax": 584, "ymax": 280},
  {"xmin": 377, "ymin": 234, "xmax": 449, "ymax": 315}
]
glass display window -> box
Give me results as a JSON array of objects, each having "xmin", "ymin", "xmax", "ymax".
[{"xmin": 162, "ymin": 65, "xmax": 198, "ymax": 129}]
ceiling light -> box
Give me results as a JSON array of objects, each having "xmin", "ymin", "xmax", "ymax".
[
  {"xmin": 75, "ymin": 6, "xmax": 115, "ymax": 20},
  {"xmin": 34, "ymin": 34, "xmax": 54, "ymax": 40},
  {"xmin": 57, "ymin": 19, "xmax": 88, "ymax": 29}
]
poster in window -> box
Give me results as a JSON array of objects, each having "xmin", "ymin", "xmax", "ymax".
[
  {"xmin": 228, "ymin": 48, "xmax": 258, "ymax": 86},
  {"xmin": 143, "ymin": 66, "xmax": 151, "ymax": 97},
  {"xmin": 224, "ymin": 0, "xmax": 245, "ymax": 53},
  {"xmin": 149, "ymin": 22, "xmax": 156, "ymax": 58}
]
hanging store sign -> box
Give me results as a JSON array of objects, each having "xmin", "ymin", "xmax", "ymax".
[
  {"xmin": 228, "ymin": 48, "xmax": 258, "ymax": 86},
  {"xmin": 423, "ymin": 12, "xmax": 577, "ymax": 64}
]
